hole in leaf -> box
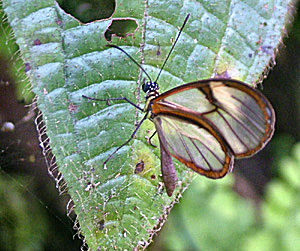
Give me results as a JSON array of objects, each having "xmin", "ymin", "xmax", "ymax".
[
  {"xmin": 56, "ymin": 0, "xmax": 115, "ymax": 23},
  {"xmin": 104, "ymin": 19, "xmax": 138, "ymax": 42}
]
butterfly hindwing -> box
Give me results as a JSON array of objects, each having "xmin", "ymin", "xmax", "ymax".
[{"xmin": 153, "ymin": 115, "xmax": 234, "ymax": 179}]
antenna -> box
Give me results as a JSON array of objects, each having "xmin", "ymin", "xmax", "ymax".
[
  {"xmin": 106, "ymin": 44, "xmax": 153, "ymax": 83},
  {"xmin": 106, "ymin": 14, "xmax": 190, "ymax": 85},
  {"xmin": 154, "ymin": 14, "xmax": 190, "ymax": 83}
]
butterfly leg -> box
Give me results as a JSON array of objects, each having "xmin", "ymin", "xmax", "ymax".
[
  {"xmin": 82, "ymin": 95, "xmax": 143, "ymax": 111},
  {"xmin": 147, "ymin": 131, "xmax": 157, "ymax": 148},
  {"xmin": 103, "ymin": 113, "xmax": 148, "ymax": 167}
]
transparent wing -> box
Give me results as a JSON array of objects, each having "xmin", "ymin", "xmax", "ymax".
[
  {"xmin": 154, "ymin": 115, "xmax": 234, "ymax": 179},
  {"xmin": 152, "ymin": 79, "xmax": 275, "ymax": 158}
]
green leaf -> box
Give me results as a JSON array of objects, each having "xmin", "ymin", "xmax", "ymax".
[{"xmin": 2, "ymin": 0, "xmax": 294, "ymax": 249}]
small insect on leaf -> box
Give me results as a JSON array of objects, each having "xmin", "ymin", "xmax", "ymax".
[{"xmin": 82, "ymin": 13, "xmax": 275, "ymax": 196}]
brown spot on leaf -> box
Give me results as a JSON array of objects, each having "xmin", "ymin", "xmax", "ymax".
[
  {"xmin": 24, "ymin": 63, "xmax": 31, "ymax": 73},
  {"xmin": 68, "ymin": 103, "xmax": 78, "ymax": 113},
  {"xmin": 134, "ymin": 160, "xmax": 144, "ymax": 174},
  {"xmin": 260, "ymin": 45, "xmax": 273, "ymax": 55},
  {"xmin": 97, "ymin": 219, "xmax": 105, "ymax": 230},
  {"xmin": 256, "ymin": 36, "xmax": 262, "ymax": 45},
  {"xmin": 55, "ymin": 19, "xmax": 62, "ymax": 25},
  {"xmin": 156, "ymin": 42, "xmax": 161, "ymax": 56},
  {"xmin": 33, "ymin": 39, "xmax": 41, "ymax": 45}
]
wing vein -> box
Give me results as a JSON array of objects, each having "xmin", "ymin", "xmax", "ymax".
[
  {"xmin": 215, "ymin": 88, "xmax": 265, "ymax": 124},
  {"xmin": 194, "ymin": 136, "xmax": 224, "ymax": 165},
  {"xmin": 169, "ymin": 120, "xmax": 196, "ymax": 164},
  {"xmin": 218, "ymin": 97, "xmax": 266, "ymax": 134},
  {"xmin": 216, "ymin": 110, "xmax": 250, "ymax": 151},
  {"xmin": 220, "ymin": 107, "xmax": 261, "ymax": 142},
  {"xmin": 190, "ymin": 138, "xmax": 214, "ymax": 171}
]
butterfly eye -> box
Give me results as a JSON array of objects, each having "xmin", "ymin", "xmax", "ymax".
[
  {"xmin": 151, "ymin": 82, "xmax": 159, "ymax": 91},
  {"xmin": 142, "ymin": 82, "xmax": 149, "ymax": 93}
]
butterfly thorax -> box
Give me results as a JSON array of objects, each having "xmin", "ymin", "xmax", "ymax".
[{"xmin": 142, "ymin": 81, "xmax": 160, "ymax": 113}]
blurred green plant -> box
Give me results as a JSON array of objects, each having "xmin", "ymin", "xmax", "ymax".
[
  {"xmin": 157, "ymin": 141, "xmax": 300, "ymax": 251},
  {"xmin": 0, "ymin": 174, "xmax": 49, "ymax": 250},
  {"xmin": 257, "ymin": 143, "xmax": 300, "ymax": 251},
  {"xmin": 156, "ymin": 176, "xmax": 256, "ymax": 250}
]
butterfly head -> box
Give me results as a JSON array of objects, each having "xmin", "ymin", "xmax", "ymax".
[
  {"xmin": 142, "ymin": 81, "xmax": 159, "ymax": 97},
  {"xmin": 142, "ymin": 81, "xmax": 159, "ymax": 93}
]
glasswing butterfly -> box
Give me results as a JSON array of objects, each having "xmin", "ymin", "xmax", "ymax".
[{"xmin": 83, "ymin": 14, "xmax": 275, "ymax": 196}]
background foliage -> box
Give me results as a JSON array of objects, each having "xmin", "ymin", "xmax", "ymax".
[{"xmin": 0, "ymin": 0, "xmax": 299, "ymax": 250}]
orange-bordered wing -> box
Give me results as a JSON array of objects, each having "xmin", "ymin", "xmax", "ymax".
[
  {"xmin": 153, "ymin": 114, "xmax": 234, "ymax": 179},
  {"xmin": 151, "ymin": 78, "xmax": 275, "ymax": 178}
]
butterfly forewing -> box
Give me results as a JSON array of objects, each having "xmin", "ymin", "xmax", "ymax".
[
  {"xmin": 206, "ymin": 81, "xmax": 274, "ymax": 157},
  {"xmin": 153, "ymin": 115, "xmax": 234, "ymax": 178},
  {"xmin": 151, "ymin": 79, "xmax": 275, "ymax": 159},
  {"xmin": 161, "ymin": 87, "xmax": 215, "ymax": 113}
]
